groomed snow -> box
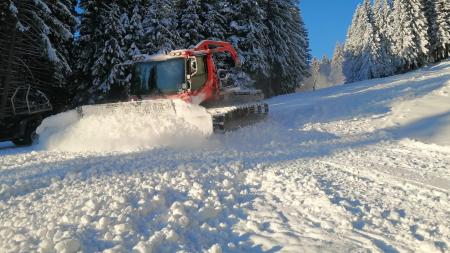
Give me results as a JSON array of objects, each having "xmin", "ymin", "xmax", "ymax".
[{"xmin": 1, "ymin": 61, "xmax": 450, "ymax": 252}]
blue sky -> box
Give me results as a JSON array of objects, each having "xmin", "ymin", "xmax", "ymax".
[{"xmin": 300, "ymin": 0, "xmax": 362, "ymax": 59}]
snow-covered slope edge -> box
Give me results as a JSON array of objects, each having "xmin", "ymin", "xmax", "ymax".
[
  {"xmin": 270, "ymin": 60, "xmax": 450, "ymax": 148},
  {"xmin": 0, "ymin": 61, "xmax": 450, "ymax": 253}
]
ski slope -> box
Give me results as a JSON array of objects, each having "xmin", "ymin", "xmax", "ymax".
[{"xmin": 1, "ymin": 61, "xmax": 450, "ymax": 253}]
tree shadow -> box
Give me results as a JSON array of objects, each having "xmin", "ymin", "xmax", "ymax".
[
  {"xmin": 0, "ymin": 141, "xmax": 33, "ymax": 155},
  {"xmin": 389, "ymin": 111, "xmax": 450, "ymax": 145}
]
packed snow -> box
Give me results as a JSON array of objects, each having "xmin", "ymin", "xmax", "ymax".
[{"xmin": 1, "ymin": 61, "xmax": 450, "ymax": 252}]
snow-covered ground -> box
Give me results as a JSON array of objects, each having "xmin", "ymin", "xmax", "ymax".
[{"xmin": 1, "ymin": 61, "xmax": 450, "ymax": 253}]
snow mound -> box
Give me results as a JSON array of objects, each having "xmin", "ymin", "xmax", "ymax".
[{"xmin": 36, "ymin": 99, "xmax": 213, "ymax": 152}]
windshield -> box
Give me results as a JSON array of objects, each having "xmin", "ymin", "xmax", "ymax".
[{"xmin": 131, "ymin": 58, "xmax": 185, "ymax": 96}]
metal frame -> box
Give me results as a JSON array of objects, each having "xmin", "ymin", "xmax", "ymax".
[{"xmin": 11, "ymin": 85, "xmax": 52, "ymax": 115}]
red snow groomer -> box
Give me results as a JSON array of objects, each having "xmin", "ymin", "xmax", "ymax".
[{"xmin": 78, "ymin": 40, "xmax": 269, "ymax": 132}]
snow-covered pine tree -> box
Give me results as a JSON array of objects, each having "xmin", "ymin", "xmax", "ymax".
[
  {"xmin": 287, "ymin": 4, "xmax": 311, "ymax": 91},
  {"xmin": 0, "ymin": 0, "xmax": 77, "ymax": 114},
  {"xmin": 389, "ymin": 0, "xmax": 429, "ymax": 71},
  {"xmin": 199, "ymin": 0, "xmax": 227, "ymax": 41},
  {"xmin": 92, "ymin": 3, "xmax": 127, "ymax": 100},
  {"xmin": 124, "ymin": 1, "xmax": 146, "ymax": 58},
  {"xmin": 373, "ymin": 0, "xmax": 395, "ymax": 77},
  {"xmin": 343, "ymin": 5, "xmax": 363, "ymax": 83},
  {"xmin": 359, "ymin": 0, "xmax": 389, "ymax": 80},
  {"xmin": 330, "ymin": 42, "xmax": 345, "ymax": 84},
  {"xmin": 310, "ymin": 58, "xmax": 320, "ymax": 91},
  {"xmin": 261, "ymin": 0, "xmax": 310, "ymax": 95},
  {"xmin": 143, "ymin": 0, "xmax": 181, "ymax": 54},
  {"xmin": 177, "ymin": 0, "xmax": 204, "ymax": 48},
  {"xmin": 423, "ymin": 0, "xmax": 438, "ymax": 62},
  {"xmin": 74, "ymin": 1, "xmax": 127, "ymax": 103},
  {"xmin": 320, "ymin": 55, "xmax": 331, "ymax": 78},
  {"xmin": 73, "ymin": 0, "xmax": 101, "ymax": 101},
  {"xmin": 439, "ymin": 0, "xmax": 450, "ymax": 58},
  {"xmin": 424, "ymin": 0, "xmax": 450, "ymax": 61},
  {"xmin": 46, "ymin": 0, "xmax": 78, "ymax": 84},
  {"xmin": 344, "ymin": 2, "xmax": 377, "ymax": 82},
  {"xmin": 225, "ymin": 0, "xmax": 270, "ymax": 87},
  {"xmin": 344, "ymin": 0, "xmax": 397, "ymax": 82}
]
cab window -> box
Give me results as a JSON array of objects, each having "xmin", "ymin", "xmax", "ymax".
[
  {"xmin": 156, "ymin": 59, "xmax": 185, "ymax": 93},
  {"xmin": 190, "ymin": 56, "xmax": 208, "ymax": 90}
]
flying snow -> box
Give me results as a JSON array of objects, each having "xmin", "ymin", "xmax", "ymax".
[{"xmin": 36, "ymin": 99, "xmax": 213, "ymax": 152}]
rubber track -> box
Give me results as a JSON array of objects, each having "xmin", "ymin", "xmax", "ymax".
[{"xmin": 209, "ymin": 102, "xmax": 269, "ymax": 132}]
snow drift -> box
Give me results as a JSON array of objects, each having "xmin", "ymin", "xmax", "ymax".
[{"xmin": 36, "ymin": 99, "xmax": 213, "ymax": 152}]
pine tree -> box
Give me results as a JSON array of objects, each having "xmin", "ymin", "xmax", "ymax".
[
  {"xmin": 74, "ymin": 1, "xmax": 127, "ymax": 103},
  {"xmin": 92, "ymin": 3, "xmax": 127, "ymax": 92},
  {"xmin": 344, "ymin": 0, "xmax": 397, "ymax": 82},
  {"xmin": 199, "ymin": 0, "xmax": 227, "ymax": 41},
  {"xmin": 261, "ymin": 0, "xmax": 310, "ymax": 95},
  {"xmin": 354, "ymin": 1, "xmax": 374, "ymax": 81},
  {"xmin": 143, "ymin": 0, "xmax": 181, "ymax": 54},
  {"xmin": 178, "ymin": 0, "xmax": 204, "ymax": 48},
  {"xmin": 0, "ymin": 0, "xmax": 77, "ymax": 116},
  {"xmin": 389, "ymin": 0, "xmax": 429, "ymax": 71},
  {"xmin": 344, "ymin": 2, "xmax": 376, "ymax": 82},
  {"xmin": 320, "ymin": 55, "xmax": 331, "ymax": 79},
  {"xmin": 423, "ymin": 0, "xmax": 438, "ymax": 62},
  {"xmin": 310, "ymin": 58, "xmax": 320, "ymax": 91},
  {"xmin": 124, "ymin": 1, "xmax": 145, "ymax": 58},
  {"xmin": 286, "ymin": 4, "xmax": 311, "ymax": 90},
  {"xmin": 225, "ymin": 0, "xmax": 270, "ymax": 83},
  {"xmin": 424, "ymin": 0, "xmax": 450, "ymax": 61},
  {"xmin": 330, "ymin": 42, "xmax": 345, "ymax": 84},
  {"xmin": 373, "ymin": 0, "xmax": 395, "ymax": 77},
  {"xmin": 343, "ymin": 5, "xmax": 363, "ymax": 83}
]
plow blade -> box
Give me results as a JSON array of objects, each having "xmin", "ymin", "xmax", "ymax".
[
  {"xmin": 76, "ymin": 100, "xmax": 177, "ymax": 119},
  {"xmin": 74, "ymin": 99, "xmax": 213, "ymax": 136}
]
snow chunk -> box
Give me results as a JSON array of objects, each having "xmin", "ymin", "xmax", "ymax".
[
  {"xmin": 54, "ymin": 238, "xmax": 80, "ymax": 253},
  {"xmin": 207, "ymin": 244, "xmax": 222, "ymax": 253}
]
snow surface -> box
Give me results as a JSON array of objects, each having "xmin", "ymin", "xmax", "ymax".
[{"xmin": 1, "ymin": 61, "xmax": 450, "ymax": 252}]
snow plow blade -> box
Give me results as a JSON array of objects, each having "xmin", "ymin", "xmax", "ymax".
[
  {"xmin": 75, "ymin": 99, "xmax": 214, "ymax": 136},
  {"xmin": 76, "ymin": 100, "xmax": 177, "ymax": 118}
]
